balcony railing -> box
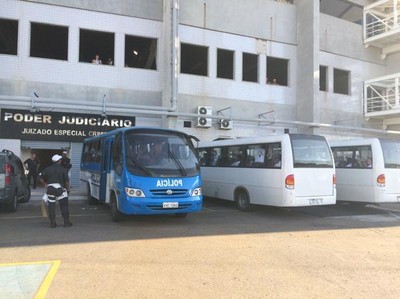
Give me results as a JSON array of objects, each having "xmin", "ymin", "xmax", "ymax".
[
  {"xmin": 363, "ymin": 0, "xmax": 400, "ymax": 57},
  {"xmin": 364, "ymin": 73, "xmax": 400, "ymax": 117}
]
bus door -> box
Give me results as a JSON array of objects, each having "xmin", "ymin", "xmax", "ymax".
[{"xmin": 100, "ymin": 137, "xmax": 113, "ymax": 202}]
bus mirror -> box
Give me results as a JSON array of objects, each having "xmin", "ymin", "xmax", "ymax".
[{"xmin": 189, "ymin": 135, "xmax": 200, "ymax": 142}]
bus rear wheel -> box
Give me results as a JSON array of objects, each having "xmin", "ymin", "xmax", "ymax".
[
  {"xmin": 234, "ymin": 189, "xmax": 251, "ymax": 211},
  {"xmin": 110, "ymin": 196, "xmax": 122, "ymax": 222}
]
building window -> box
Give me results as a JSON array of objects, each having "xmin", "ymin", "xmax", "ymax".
[
  {"xmin": 30, "ymin": 22, "xmax": 68, "ymax": 60},
  {"xmin": 267, "ymin": 57, "xmax": 288, "ymax": 86},
  {"xmin": 320, "ymin": 65, "xmax": 328, "ymax": 91},
  {"xmin": 125, "ymin": 35, "xmax": 157, "ymax": 69},
  {"xmin": 181, "ymin": 43, "xmax": 208, "ymax": 76},
  {"xmin": 79, "ymin": 29, "xmax": 114, "ymax": 65},
  {"xmin": 0, "ymin": 19, "xmax": 18, "ymax": 55},
  {"xmin": 242, "ymin": 53, "xmax": 258, "ymax": 83},
  {"xmin": 334, "ymin": 68, "xmax": 350, "ymax": 95},
  {"xmin": 217, "ymin": 49, "xmax": 234, "ymax": 80}
]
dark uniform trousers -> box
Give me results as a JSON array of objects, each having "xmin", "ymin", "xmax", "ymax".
[{"xmin": 48, "ymin": 197, "xmax": 70, "ymax": 225}]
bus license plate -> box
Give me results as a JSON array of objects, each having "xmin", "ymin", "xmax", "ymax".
[
  {"xmin": 163, "ymin": 202, "xmax": 178, "ymax": 208},
  {"xmin": 309, "ymin": 198, "xmax": 323, "ymax": 205}
]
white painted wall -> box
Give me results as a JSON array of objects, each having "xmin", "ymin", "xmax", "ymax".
[
  {"xmin": 1, "ymin": 0, "xmax": 162, "ymax": 92},
  {"xmin": 179, "ymin": 26, "xmax": 297, "ymax": 105},
  {"xmin": 0, "ymin": 139, "xmax": 21, "ymax": 156}
]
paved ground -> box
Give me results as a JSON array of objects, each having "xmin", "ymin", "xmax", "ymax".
[{"xmin": 1, "ymin": 193, "xmax": 400, "ymax": 298}]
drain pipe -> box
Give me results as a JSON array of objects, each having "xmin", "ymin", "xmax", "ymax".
[
  {"xmin": 0, "ymin": 95, "xmax": 171, "ymax": 112},
  {"xmin": 1, "ymin": 95, "xmax": 400, "ymax": 135},
  {"xmin": 169, "ymin": 0, "xmax": 179, "ymax": 112}
]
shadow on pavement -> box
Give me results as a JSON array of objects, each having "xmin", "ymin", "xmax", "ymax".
[{"xmin": 1, "ymin": 194, "xmax": 400, "ymax": 248}]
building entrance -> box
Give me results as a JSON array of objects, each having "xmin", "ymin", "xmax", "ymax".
[{"xmin": 34, "ymin": 149, "xmax": 64, "ymax": 174}]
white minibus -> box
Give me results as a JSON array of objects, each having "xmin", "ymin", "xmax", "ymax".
[
  {"xmin": 330, "ymin": 138, "xmax": 400, "ymax": 204},
  {"xmin": 198, "ymin": 134, "xmax": 336, "ymax": 210}
]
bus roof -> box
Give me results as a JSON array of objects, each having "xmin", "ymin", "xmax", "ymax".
[{"xmin": 83, "ymin": 126, "xmax": 194, "ymax": 143}]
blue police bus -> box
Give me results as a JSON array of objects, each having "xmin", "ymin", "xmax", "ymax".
[{"xmin": 80, "ymin": 127, "xmax": 202, "ymax": 221}]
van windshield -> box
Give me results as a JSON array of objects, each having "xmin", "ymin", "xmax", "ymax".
[
  {"xmin": 290, "ymin": 135, "xmax": 333, "ymax": 168},
  {"xmin": 380, "ymin": 140, "xmax": 400, "ymax": 168},
  {"xmin": 124, "ymin": 131, "xmax": 200, "ymax": 177}
]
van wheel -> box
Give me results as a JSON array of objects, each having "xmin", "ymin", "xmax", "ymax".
[
  {"xmin": 7, "ymin": 193, "xmax": 18, "ymax": 213},
  {"xmin": 234, "ymin": 190, "xmax": 251, "ymax": 211},
  {"xmin": 87, "ymin": 184, "xmax": 97, "ymax": 205},
  {"xmin": 20, "ymin": 186, "xmax": 31, "ymax": 203},
  {"xmin": 110, "ymin": 196, "xmax": 122, "ymax": 222}
]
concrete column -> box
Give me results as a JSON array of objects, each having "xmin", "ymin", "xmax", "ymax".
[
  {"xmin": 295, "ymin": 0, "xmax": 320, "ymax": 134},
  {"xmin": 68, "ymin": 25, "xmax": 79, "ymax": 63},
  {"xmin": 235, "ymin": 50, "xmax": 242, "ymax": 82},
  {"xmin": 18, "ymin": 19, "xmax": 30, "ymax": 58},
  {"xmin": 114, "ymin": 32, "xmax": 124, "ymax": 68},
  {"xmin": 161, "ymin": 0, "xmax": 179, "ymax": 129},
  {"xmin": 259, "ymin": 54, "xmax": 267, "ymax": 85}
]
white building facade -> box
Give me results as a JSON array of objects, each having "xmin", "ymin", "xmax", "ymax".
[{"xmin": 1, "ymin": 0, "xmax": 399, "ymax": 186}]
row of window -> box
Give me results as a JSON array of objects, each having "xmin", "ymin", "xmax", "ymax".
[
  {"xmin": 82, "ymin": 134, "xmax": 123, "ymax": 176},
  {"xmin": 199, "ymin": 143, "xmax": 282, "ymax": 168},
  {"xmin": 331, "ymin": 145, "xmax": 372, "ymax": 168},
  {"xmin": 0, "ymin": 18, "xmax": 350, "ymax": 94},
  {"xmin": 0, "ymin": 19, "xmax": 157, "ymax": 69}
]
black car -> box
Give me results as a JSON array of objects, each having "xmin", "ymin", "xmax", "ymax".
[{"xmin": 0, "ymin": 149, "xmax": 31, "ymax": 212}]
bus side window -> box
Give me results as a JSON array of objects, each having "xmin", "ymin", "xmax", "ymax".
[{"xmin": 113, "ymin": 133, "xmax": 123, "ymax": 176}]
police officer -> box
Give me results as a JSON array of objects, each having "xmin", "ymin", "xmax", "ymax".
[
  {"xmin": 24, "ymin": 152, "xmax": 39, "ymax": 189},
  {"xmin": 61, "ymin": 150, "xmax": 72, "ymax": 170},
  {"xmin": 39, "ymin": 154, "xmax": 72, "ymax": 228}
]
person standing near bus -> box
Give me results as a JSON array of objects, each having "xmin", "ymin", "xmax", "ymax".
[
  {"xmin": 61, "ymin": 151, "xmax": 72, "ymax": 171},
  {"xmin": 24, "ymin": 152, "xmax": 39, "ymax": 189},
  {"xmin": 39, "ymin": 154, "xmax": 72, "ymax": 228}
]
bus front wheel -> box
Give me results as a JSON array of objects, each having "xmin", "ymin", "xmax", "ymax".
[
  {"xmin": 234, "ymin": 189, "xmax": 251, "ymax": 211},
  {"xmin": 110, "ymin": 196, "xmax": 122, "ymax": 222}
]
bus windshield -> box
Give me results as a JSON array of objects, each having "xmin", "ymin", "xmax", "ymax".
[
  {"xmin": 124, "ymin": 131, "xmax": 200, "ymax": 177},
  {"xmin": 290, "ymin": 135, "xmax": 333, "ymax": 168},
  {"xmin": 380, "ymin": 140, "xmax": 400, "ymax": 168}
]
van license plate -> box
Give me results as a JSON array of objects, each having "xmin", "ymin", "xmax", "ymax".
[
  {"xmin": 309, "ymin": 198, "xmax": 323, "ymax": 205},
  {"xmin": 163, "ymin": 202, "xmax": 178, "ymax": 208}
]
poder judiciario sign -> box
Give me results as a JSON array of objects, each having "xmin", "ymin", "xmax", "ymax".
[{"xmin": 0, "ymin": 109, "xmax": 136, "ymax": 142}]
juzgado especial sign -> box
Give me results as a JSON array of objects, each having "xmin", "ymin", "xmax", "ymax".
[{"xmin": 0, "ymin": 109, "xmax": 136, "ymax": 142}]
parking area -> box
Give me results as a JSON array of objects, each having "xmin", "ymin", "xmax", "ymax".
[{"xmin": 1, "ymin": 195, "xmax": 400, "ymax": 298}]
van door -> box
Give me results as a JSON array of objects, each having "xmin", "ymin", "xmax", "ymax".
[{"xmin": 100, "ymin": 138, "xmax": 112, "ymax": 202}]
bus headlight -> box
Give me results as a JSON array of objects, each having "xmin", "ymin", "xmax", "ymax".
[
  {"xmin": 125, "ymin": 187, "xmax": 146, "ymax": 197},
  {"xmin": 191, "ymin": 187, "xmax": 202, "ymax": 197}
]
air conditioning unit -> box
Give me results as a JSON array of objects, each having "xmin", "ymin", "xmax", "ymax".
[
  {"xmin": 219, "ymin": 119, "xmax": 233, "ymax": 130},
  {"xmin": 197, "ymin": 117, "xmax": 212, "ymax": 127},
  {"xmin": 197, "ymin": 106, "xmax": 212, "ymax": 128},
  {"xmin": 198, "ymin": 106, "xmax": 212, "ymax": 115}
]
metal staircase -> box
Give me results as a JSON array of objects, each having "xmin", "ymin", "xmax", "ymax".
[
  {"xmin": 363, "ymin": 0, "xmax": 400, "ymax": 127},
  {"xmin": 363, "ymin": 0, "xmax": 400, "ymax": 59},
  {"xmin": 365, "ymin": 73, "xmax": 400, "ymax": 118}
]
